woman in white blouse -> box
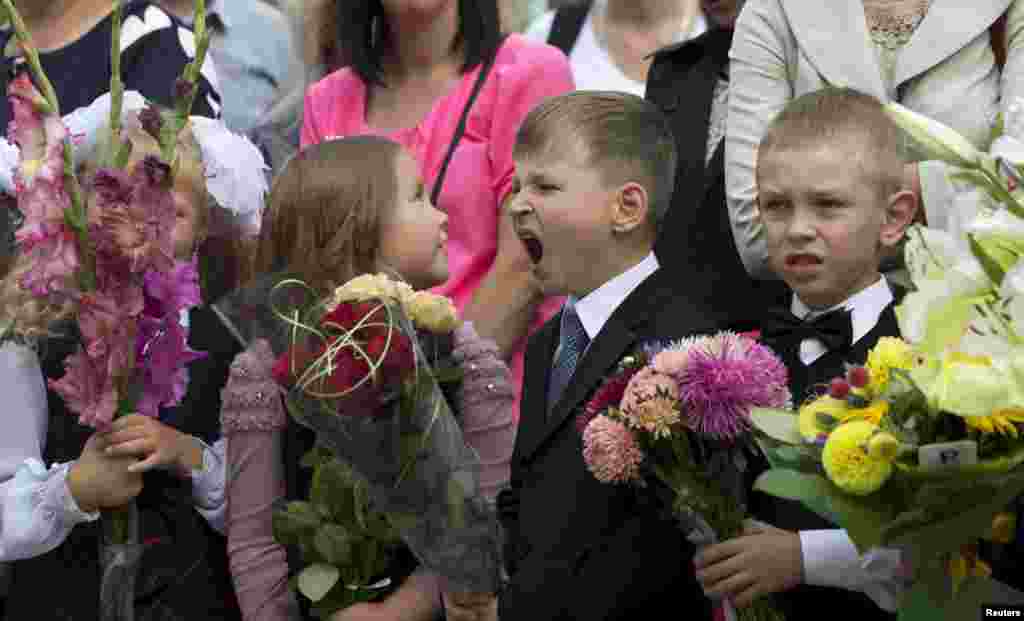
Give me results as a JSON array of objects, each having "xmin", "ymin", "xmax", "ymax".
[{"xmin": 726, "ymin": 0, "xmax": 1024, "ymax": 278}]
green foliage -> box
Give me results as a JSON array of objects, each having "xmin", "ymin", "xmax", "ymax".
[{"xmin": 275, "ymin": 455, "xmax": 403, "ymax": 618}]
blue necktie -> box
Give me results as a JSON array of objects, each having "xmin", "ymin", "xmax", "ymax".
[{"xmin": 547, "ymin": 301, "xmax": 589, "ymax": 414}]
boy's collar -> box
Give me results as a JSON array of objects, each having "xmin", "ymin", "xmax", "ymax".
[
  {"xmin": 791, "ymin": 275, "xmax": 893, "ymax": 345},
  {"xmin": 573, "ymin": 252, "xmax": 659, "ymax": 340}
]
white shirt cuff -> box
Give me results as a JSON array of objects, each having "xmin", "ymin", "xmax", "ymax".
[
  {"xmin": 800, "ymin": 529, "xmax": 861, "ymax": 590},
  {"xmin": 188, "ymin": 438, "xmax": 226, "ymax": 534},
  {"xmin": 800, "ymin": 529, "xmax": 903, "ymax": 612}
]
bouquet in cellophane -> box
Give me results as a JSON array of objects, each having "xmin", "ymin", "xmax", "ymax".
[
  {"xmin": 748, "ymin": 100, "xmax": 1024, "ymax": 619},
  {"xmin": 215, "ymin": 273, "xmax": 503, "ymax": 618},
  {"xmin": 577, "ymin": 331, "xmax": 791, "ymax": 621},
  {"xmin": 0, "ymin": 2, "xmax": 217, "ymax": 620}
]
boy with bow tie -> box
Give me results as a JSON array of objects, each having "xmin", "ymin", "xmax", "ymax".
[{"xmin": 695, "ymin": 88, "xmax": 918, "ymax": 620}]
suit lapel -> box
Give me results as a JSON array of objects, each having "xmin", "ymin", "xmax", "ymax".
[
  {"xmin": 515, "ymin": 316, "xmax": 560, "ymax": 465},
  {"xmin": 892, "ymin": 0, "xmax": 1010, "ymax": 89},
  {"xmin": 779, "ymin": 0, "xmax": 887, "ymax": 100},
  {"xmin": 518, "ymin": 271, "xmax": 679, "ymax": 462}
]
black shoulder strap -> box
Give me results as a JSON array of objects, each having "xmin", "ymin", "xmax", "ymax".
[
  {"xmin": 430, "ymin": 35, "xmax": 507, "ymax": 206},
  {"xmin": 547, "ymin": 1, "xmax": 592, "ymax": 56}
]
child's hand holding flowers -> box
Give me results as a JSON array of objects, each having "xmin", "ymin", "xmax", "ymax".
[
  {"xmin": 695, "ymin": 521, "xmax": 803, "ymax": 608},
  {"xmin": 101, "ymin": 413, "xmax": 206, "ymax": 474}
]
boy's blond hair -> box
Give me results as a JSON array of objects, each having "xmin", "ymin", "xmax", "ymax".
[
  {"xmin": 757, "ymin": 87, "xmax": 905, "ymax": 200},
  {"xmin": 513, "ymin": 90, "xmax": 677, "ymax": 233}
]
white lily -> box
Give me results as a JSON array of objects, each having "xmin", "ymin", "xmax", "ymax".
[{"xmin": 885, "ymin": 101, "xmax": 985, "ymax": 168}]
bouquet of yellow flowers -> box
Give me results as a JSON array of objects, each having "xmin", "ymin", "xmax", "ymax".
[{"xmin": 749, "ymin": 101, "xmax": 1024, "ymax": 619}]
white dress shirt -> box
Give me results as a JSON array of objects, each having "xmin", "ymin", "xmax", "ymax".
[
  {"xmin": 787, "ymin": 276, "xmax": 903, "ymax": 611},
  {"xmin": 573, "ymin": 252, "xmax": 659, "ymax": 343},
  {"xmin": 791, "ymin": 276, "xmax": 894, "ymax": 365}
]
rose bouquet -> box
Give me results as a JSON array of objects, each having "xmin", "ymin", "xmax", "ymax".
[
  {"xmin": 747, "ymin": 101, "xmax": 1024, "ymax": 620},
  {"xmin": 577, "ymin": 332, "xmax": 791, "ymax": 621},
  {"xmin": 0, "ymin": 2, "xmax": 214, "ymax": 620},
  {"xmin": 215, "ymin": 273, "xmax": 503, "ymax": 618}
]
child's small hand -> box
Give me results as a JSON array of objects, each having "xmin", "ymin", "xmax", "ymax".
[
  {"xmin": 694, "ymin": 521, "xmax": 803, "ymax": 607},
  {"xmin": 102, "ymin": 414, "xmax": 204, "ymax": 474},
  {"xmin": 67, "ymin": 434, "xmax": 144, "ymax": 512}
]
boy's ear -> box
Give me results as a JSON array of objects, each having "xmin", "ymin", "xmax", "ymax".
[
  {"xmin": 611, "ymin": 181, "xmax": 649, "ymax": 235},
  {"xmin": 879, "ymin": 189, "xmax": 918, "ymax": 248}
]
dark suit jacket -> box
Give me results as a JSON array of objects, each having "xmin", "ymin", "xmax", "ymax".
[
  {"xmin": 646, "ymin": 28, "xmax": 786, "ymax": 323},
  {"xmin": 498, "ymin": 268, "xmax": 716, "ymax": 620}
]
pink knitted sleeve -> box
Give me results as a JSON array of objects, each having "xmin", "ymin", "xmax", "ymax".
[
  {"xmin": 451, "ymin": 322, "xmax": 517, "ymax": 501},
  {"xmin": 221, "ymin": 340, "xmax": 301, "ymax": 621}
]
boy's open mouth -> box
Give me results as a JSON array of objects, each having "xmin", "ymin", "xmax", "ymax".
[{"xmin": 519, "ymin": 233, "xmax": 543, "ymax": 264}]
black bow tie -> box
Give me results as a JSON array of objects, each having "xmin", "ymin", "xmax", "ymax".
[{"xmin": 762, "ymin": 307, "xmax": 854, "ymax": 353}]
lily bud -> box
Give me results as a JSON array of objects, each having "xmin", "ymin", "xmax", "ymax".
[{"xmin": 885, "ymin": 101, "xmax": 984, "ymax": 168}]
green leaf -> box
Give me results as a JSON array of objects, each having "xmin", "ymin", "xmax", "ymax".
[
  {"xmin": 360, "ymin": 539, "xmax": 379, "ymax": 580},
  {"xmin": 758, "ymin": 442, "xmax": 825, "ymax": 473},
  {"xmin": 301, "ymin": 446, "xmax": 331, "ymax": 469},
  {"xmin": 272, "ymin": 501, "xmax": 322, "ymax": 545},
  {"xmin": 314, "ymin": 523, "xmax": 354, "ymax": 566},
  {"xmin": 749, "ymin": 407, "xmax": 803, "ymax": 445},
  {"xmin": 297, "ymin": 563, "xmax": 340, "ymax": 603},
  {"xmin": 882, "ymin": 470, "xmax": 1024, "ymax": 557},
  {"xmin": 311, "ymin": 459, "xmax": 357, "ymax": 521},
  {"xmin": 898, "ymin": 566, "xmax": 952, "ymax": 621},
  {"xmin": 447, "ymin": 477, "xmax": 467, "ymax": 530},
  {"xmin": 969, "ymin": 234, "xmax": 1008, "ymax": 286},
  {"xmin": 386, "ymin": 511, "xmax": 420, "ymax": 533},
  {"xmin": 754, "ymin": 469, "xmax": 895, "ymax": 551},
  {"xmin": 399, "ymin": 433, "xmax": 426, "ymax": 467}
]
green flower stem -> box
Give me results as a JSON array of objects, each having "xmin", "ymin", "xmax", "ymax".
[
  {"xmin": 161, "ymin": 0, "xmax": 209, "ymax": 164},
  {"xmin": 107, "ymin": 0, "xmax": 129, "ymax": 169}
]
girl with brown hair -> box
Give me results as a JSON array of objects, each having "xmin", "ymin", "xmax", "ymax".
[{"xmin": 222, "ymin": 135, "xmax": 515, "ymax": 621}]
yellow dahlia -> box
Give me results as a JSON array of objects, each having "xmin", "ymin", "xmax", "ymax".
[
  {"xmin": 822, "ymin": 421, "xmax": 894, "ymax": 495},
  {"xmin": 865, "ymin": 337, "xmax": 915, "ymax": 396}
]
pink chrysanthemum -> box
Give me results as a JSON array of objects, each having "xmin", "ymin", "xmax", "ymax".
[
  {"xmin": 582, "ymin": 415, "xmax": 644, "ymax": 484},
  {"xmin": 675, "ymin": 332, "xmax": 791, "ymax": 442},
  {"xmin": 620, "ymin": 366, "xmax": 681, "ymax": 439},
  {"xmin": 576, "ymin": 365, "xmax": 641, "ymax": 433}
]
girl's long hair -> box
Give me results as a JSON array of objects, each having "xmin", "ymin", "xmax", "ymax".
[{"xmin": 247, "ymin": 135, "xmax": 403, "ymax": 297}]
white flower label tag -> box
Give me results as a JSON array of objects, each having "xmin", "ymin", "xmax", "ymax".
[{"xmin": 918, "ymin": 440, "xmax": 978, "ymax": 468}]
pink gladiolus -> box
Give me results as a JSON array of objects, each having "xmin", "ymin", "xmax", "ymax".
[
  {"xmin": 49, "ymin": 348, "xmax": 120, "ymax": 429},
  {"xmin": 135, "ymin": 319, "xmax": 205, "ymax": 418},
  {"xmin": 143, "ymin": 256, "xmax": 202, "ymax": 317},
  {"xmin": 78, "ymin": 290, "xmax": 141, "ymax": 382},
  {"xmin": 16, "ymin": 224, "xmax": 79, "ymax": 295},
  {"xmin": 91, "ymin": 157, "xmax": 175, "ymax": 274},
  {"xmin": 7, "ymin": 74, "xmax": 79, "ymax": 296}
]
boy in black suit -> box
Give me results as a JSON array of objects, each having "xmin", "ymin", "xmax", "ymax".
[
  {"xmin": 449, "ymin": 91, "xmax": 717, "ymax": 621},
  {"xmin": 693, "ymin": 88, "xmax": 918, "ymax": 620}
]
